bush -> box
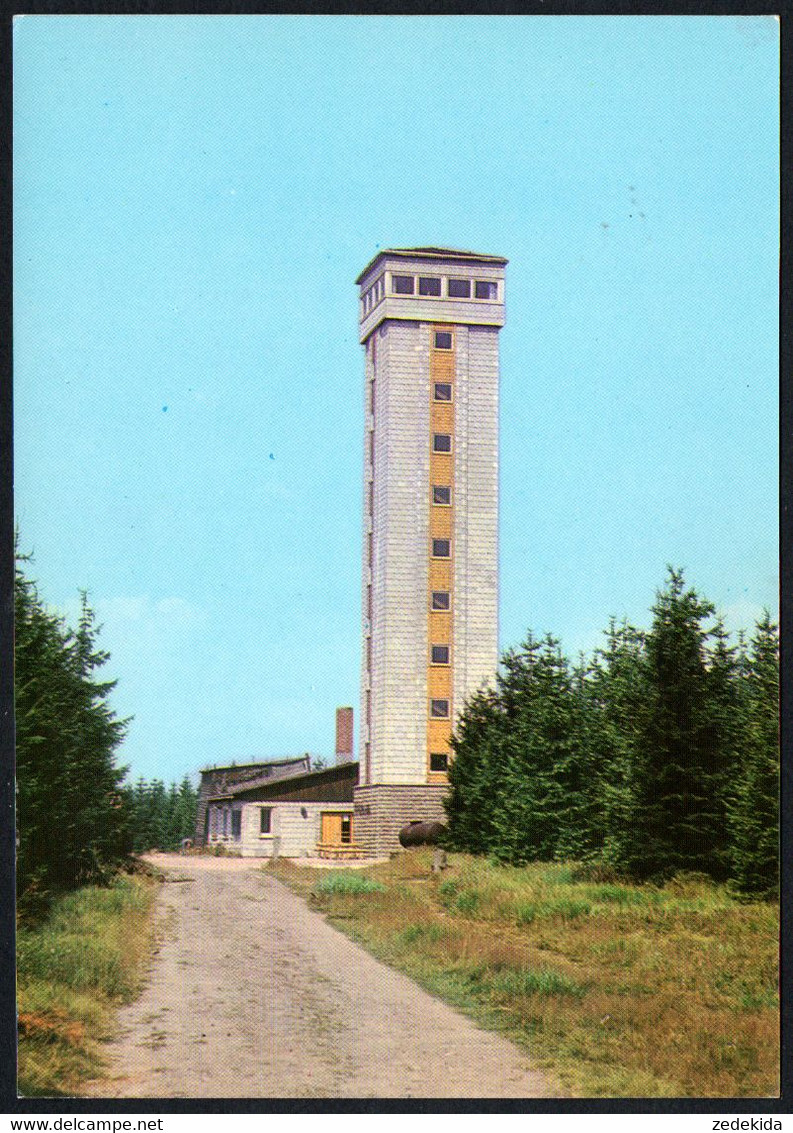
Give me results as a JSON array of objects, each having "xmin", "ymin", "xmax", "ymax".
[
  {"xmin": 454, "ymin": 890, "xmax": 481, "ymax": 915},
  {"xmin": 314, "ymin": 873, "xmax": 385, "ymax": 896}
]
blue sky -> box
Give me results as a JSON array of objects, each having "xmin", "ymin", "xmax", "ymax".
[{"xmin": 14, "ymin": 15, "xmax": 779, "ymax": 784}]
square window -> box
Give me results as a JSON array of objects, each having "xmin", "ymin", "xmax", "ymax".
[
  {"xmin": 432, "ymin": 433, "xmax": 452, "ymax": 453},
  {"xmin": 475, "ymin": 280, "xmax": 498, "ymax": 300},
  {"xmin": 430, "ymin": 698, "xmax": 450, "ymax": 718},
  {"xmin": 431, "ymin": 590, "xmax": 450, "ymax": 610},
  {"xmin": 448, "ymin": 278, "xmax": 471, "ymax": 298},
  {"xmin": 432, "ymin": 538, "xmax": 451, "ymax": 558},
  {"xmin": 433, "ymin": 382, "xmax": 452, "ymax": 402},
  {"xmin": 431, "ymin": 644, "xmax": 450, "ymax": 665},
  {"xmin": 419, "ymin": 276, "xmax": 442, "ymax": 296},
  {"xmin": 260, "ymin": 808, "xmax": 272, "ymax": 835},
  {"xmin": 434, "ymin": 331, "xmax": 453, "ymax": 350},
  {"xmin": 393, "ymin": 274, "xmax": 415, "ymax": 295},
  {"xmin": 430, "ymin": 752, "xmax": 449, "ymax": 772},
  {"xmin": 433, "ymin": 485, "xmax": 451, "ymax": 505}
]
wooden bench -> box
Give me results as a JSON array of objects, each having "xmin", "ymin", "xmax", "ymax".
[{"xmin": 315, "ymin": 841, "xmax": 364, "ymax": 860}]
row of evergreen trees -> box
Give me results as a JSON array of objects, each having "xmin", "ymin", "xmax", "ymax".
[
  {"xmin": 444, "ymin": 569, "xmax": 779, "ymax": 897},
  {"xmin": 15, "ymin": 549, "xmax": 199, "ymax": 911},
  {"xmin": 122, "ymin": 776, "xmax": 198, "ymax": 854}
]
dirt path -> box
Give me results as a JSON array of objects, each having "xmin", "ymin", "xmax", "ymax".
[{"xmin": 85, "ymin": 854, "xmax": 559, "ymax": 1099}]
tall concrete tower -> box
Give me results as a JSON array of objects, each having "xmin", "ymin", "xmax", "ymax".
[{"xmin": 353, "ymin": 247, "xmax": 507, "ymax": 856}]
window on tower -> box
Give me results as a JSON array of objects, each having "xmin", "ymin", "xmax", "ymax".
[
  {"xmin": 475, "ymin": 280, "xmax": 498, "ymax": 300},
  {"xmin": 432, "ymin": 433, "xmax": 452, "ymax": 453},
  {"xmin": 431, "ymin": 590, "xmax": 450, "ymax": 610},
  {"xmin": 432, "ymin": 539, "xmax": 451, "ymax": 558},
  {"xmin": 431, "ymin": 644, "xmax": 450, "ymax": 665},
  {"xmin": 433, "ymin": 382, "xmax": 452, "ymax": 401},
  {"xmin": 447, "ymin": 278, "xmax": 471, "ymax": 298},
  {"xmin": 434, "ymin": 331, "xmax": 453, "ymax": 350},
  {"xmin": 419, "ymin": 277, "xmax": 442, "ymax": 296},
  {"xmin": 430, "ymin": 752, "xmax": 449, "ymax": 772},
  {"xmin": 430, "ymin": 699, "xmax": 450, "ymax": 718},
  {"xmin": 392, "ymin": 275, "xmax": 415, "ymax": 295},
  {"xmin": 433, "ymin": 485, "xmax": 451, "ymax": 506}
]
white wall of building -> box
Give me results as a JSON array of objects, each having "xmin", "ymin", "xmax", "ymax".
[{"xmin": 226, "ymin": 801, "xmax": 355, "ymax": 858}]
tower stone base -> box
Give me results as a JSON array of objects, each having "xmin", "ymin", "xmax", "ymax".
[{"xmin": 353, "ymin": 783, "xmax": 449, "ymax": 857}]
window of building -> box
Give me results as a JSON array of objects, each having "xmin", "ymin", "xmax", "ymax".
[
  {"xmin": 231, "ymin": 810, "xmax": 241, "ymax": 839},
  {"xmin": 448, "ymin": 278, "xmax": 471, "ymax": 298},
  {"xmin": 430, "ymin": 699, "xmax": 450, "ymax": 718},
  {"xmin": 260, "ymin": 808, "xmax": 272, "ymax": 835},
  {"xmin": 431, "ymin": 590, "xmax": 450, "ymax": 610},
  {"xmin": 475, "ymin": 280, "xmax": 498, "ymax": 300},
  {"xmin": 341, "ymin": 815, "xmax": 353, "ymax": 844},
  {"xmin": 432, "ymin": 433, "xmax": 452, "ymax": 453},
  {"xmin": 432, "ymin": 539, "xmax": 451, "ymax": 558},
  {"xmin": 419, "ymin": 276, "xmax": 442, "ymax": 296},
  {"xmin": 433, "ymin": 382, "xmax": 452, "ymax": 402},
  {"xmin": 430, "ymin": 752, "xmax": 449, "ymax": 772},
  {"xmin": 392, "ymin": 274, "xmax": 414, "ymax": 295},
  {"xmin": 434, "ymin": 331, "xmax": 453, "ymax": 350},
  {"xmin": 431, "ymin": 644, "xmax": 450, "ymax": 665},
  {"xmin": 433, "ymin": 485, "xmax": 451, "ymax": 505}
]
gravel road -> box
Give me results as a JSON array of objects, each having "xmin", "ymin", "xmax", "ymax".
[{"xmin": 85, "ymin": 854, "xmax": 558, "ymax": 1099}]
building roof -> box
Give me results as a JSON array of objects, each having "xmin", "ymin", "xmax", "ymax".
[
  {"xmin": 207, "ymin": 761, "xmax": 359, "ymax": 804},
  {"xmin": 356, "ymin": 246, "xmax": 508, "ymax": 285},
  {"xmin": 198, "ymin": 755, "xmax": 313, "ymax": 776}
]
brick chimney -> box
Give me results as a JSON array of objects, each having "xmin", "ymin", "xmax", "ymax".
[{"xmin": 335, "ymin": 706, "xmax": 354, "ymax": 765}]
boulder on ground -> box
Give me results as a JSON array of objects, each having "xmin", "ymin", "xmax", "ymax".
[{"xmin": 398, "ymin": 820, "xmax": 447, "ymax": 848}]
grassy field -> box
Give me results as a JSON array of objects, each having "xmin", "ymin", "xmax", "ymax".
[
  {"xmin": 270, "ymin": 852, "xmax": 779, "ymax": 1098},
  {"xmin": 16, "ymin": 872, "xmax": 160, "ymax": 1097}
]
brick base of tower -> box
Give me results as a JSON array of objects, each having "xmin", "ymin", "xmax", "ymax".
[{"xmin": 353, "ymin": 784, "xmax": 449, "ymax": 857}]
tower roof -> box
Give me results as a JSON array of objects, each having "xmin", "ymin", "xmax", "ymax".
[{"xmin": 356, "ymin": 246, "xmax": 508, "ymax": 285}]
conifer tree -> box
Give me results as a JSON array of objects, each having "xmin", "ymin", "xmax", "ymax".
[
  {"xmin": 492, "ymin": 635, "xmax": 576, "ymax": 863},
  {"xmin": 727, "ymin": 613, "xmax": 779, "ymax": 897},
  {"xmin": 703, "ymin": 619, "xmax": 746, "ymax": 878},
  {"xmin": 15, "ymin": 550, "xmax": 130, "ymax": 904},
  {"xmin": 445, "ymin": 687, "xmax": 507, "ymax": 855},
  {"xmin": 587, "ymin": 619, "xmax": 647, "ymax": 866},
  {"xmin": 621, "ymin": 568, "xmax": 723, "ymax": 879}
]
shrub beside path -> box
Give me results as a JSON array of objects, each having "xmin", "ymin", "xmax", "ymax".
[{"xmin": 84, "ymin": 854, "xmax": 560, "ymax": 1099}]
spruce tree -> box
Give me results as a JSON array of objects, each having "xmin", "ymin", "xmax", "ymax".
[
  {"xmin": 492, "ymin": 635, "xmax": 575, "ymax": 863},
  {"xmin": 445, "ymin": 688, "xmax": 507, "ymax": 855},
  {"xmin": 15, "ymin": 550, "xmax": 130, "ymax": 904},
  {"xmin": 587, "ymin": 619, "xmax": 647, "ymax": 867},
  {"xmin": 703, "ymin": 619, "xmax": 745, "ymax": 878},
  {"xmin": 727, "ymin": 613, "xmax": 779, "ymax": 897},
  {"xmin": 621, "ymin": 568, "xmax": 723, "ymax": 880}
]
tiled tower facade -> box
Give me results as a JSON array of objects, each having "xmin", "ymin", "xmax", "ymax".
[{"xmin": 353, "ymin": 248, "xmax": 506, "ymax": 856}]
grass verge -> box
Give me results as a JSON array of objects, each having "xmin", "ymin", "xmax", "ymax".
[
  {"xmin": 269, "ymin": 853, "xmax": 779, "ymax": 1098},
  {"xmin": 17, "ymin": 872, "xmax": 160, "ymax": 1097}
]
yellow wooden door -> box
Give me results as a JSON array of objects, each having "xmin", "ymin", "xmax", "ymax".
[{"xmin": 321, "ymin": 813, "xmax": 343, "ymax": 845}]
